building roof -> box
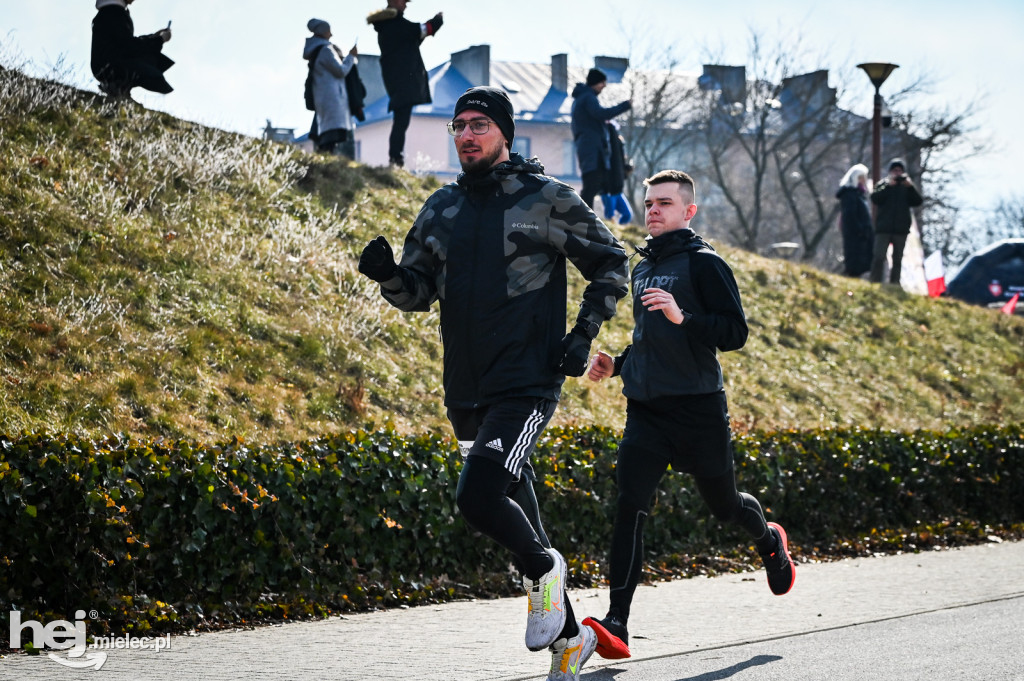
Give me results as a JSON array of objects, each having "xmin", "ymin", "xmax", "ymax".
[{"xmin": 359, "ymin": 47, "xmax": 642, "ymax": 126}]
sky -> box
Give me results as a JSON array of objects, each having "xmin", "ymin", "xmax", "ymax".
[{"xmin": 3, "ymin": 0, "xmax": 1023, "ymax": 214}]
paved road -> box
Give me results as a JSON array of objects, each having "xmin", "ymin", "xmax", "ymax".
[{"xmin": 3, "ymin": 540, "xmax": 1022, "ymax": 680}]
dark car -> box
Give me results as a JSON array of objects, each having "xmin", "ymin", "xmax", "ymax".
[{"xmin": 946, "ymin": 239, "xmax": 1024, "ymax": 312}]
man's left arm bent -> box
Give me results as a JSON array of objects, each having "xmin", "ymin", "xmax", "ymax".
[
  {"xmin": 546, "ymin": 184, "xmax": 630, "ymax": 375},
  {"xmin": 687, "ymin": 253, "xmax": 749, "ymax": 352}
]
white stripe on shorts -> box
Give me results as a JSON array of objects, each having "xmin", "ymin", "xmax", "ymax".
[{"xmin": 504, "ymin": 407, "xmax": 545, "ymax": 473}]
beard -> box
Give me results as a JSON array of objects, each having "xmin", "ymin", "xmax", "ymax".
[{"xmin": 458, "ymin": 144, "xmax": 504, "ymax": 175}]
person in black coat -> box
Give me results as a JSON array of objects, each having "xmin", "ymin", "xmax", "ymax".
[
  {"xmin": 91, "ymin": 0, "xmax": 174, "ymax": 99},
  {"xmin": 600, "ymin": 120, "xmax": 634, "ymax": 225},
  {"xmin": 835, "ymin": 163, "xmax": 873, "ymax": 277},
  {"xmin": 869, "ymin": 158, "xmax": 924, "ymax": 284},
  {"xmin": 570, "ymin": 68, "xmax": 631, "ymax": 208},
  {"xmin": 367, "ymin": 0, "xmax": 444, "ymax": 167}
]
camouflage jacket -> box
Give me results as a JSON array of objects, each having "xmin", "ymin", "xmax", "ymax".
[{"xmin": 379, "ymin": 153, "xmax": 629, "ymax": 408}]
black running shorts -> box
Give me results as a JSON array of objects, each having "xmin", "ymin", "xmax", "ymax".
[
  {"xmin": 447, "ymin": 397, "xmax": 556, "ymax": 480},
  {"xmin": 619, "ymin": 391, "xmax": 734, "ymax": 479}
]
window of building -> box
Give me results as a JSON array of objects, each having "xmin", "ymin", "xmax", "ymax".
[
  {"xmin": 512, "ymin": 137, "xmax": 531, "ymax": 159},
  {"xmin": 449, "ymin": 139, "xmax": 460, "ymax": 169}
]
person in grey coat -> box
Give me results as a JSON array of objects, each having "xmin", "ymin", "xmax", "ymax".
[
  {"xmin": 570, "ymin": 68, "xmax": 631, "ymax": 209},
  {"xmin": 304, "ymin": 19, "xmax": 358, "ymax": 157}
]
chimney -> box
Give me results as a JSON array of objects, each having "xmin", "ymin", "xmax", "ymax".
[
  {"xmin": 779, "ymin": 70, "xmax": 836, "ymax": 114},
  {"xmin": 551, "ymin": 53, "xmax": 568, "ymax": 92},
  {"xmin": 594, "ymin": 56, "xmax": 629, "ymax": 84},
  {"xmin": 451, "ymin": 44, "xmax": 490, "ymax": 86},
  {"xmin": 699, "ymin": 65, "xmax": 747, "ymax": 104}
]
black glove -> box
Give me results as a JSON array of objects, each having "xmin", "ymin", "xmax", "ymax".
[
  {"xmin": 358, "ymin": 235, "xmax": 397, "ymax": 283},
  {"xmin": 427, "ymin": 13, "xmax": 444, "ymax": 34},
  {"xmin": 557, "ymin": 326, "xmax": 593, "ymax": 377}
]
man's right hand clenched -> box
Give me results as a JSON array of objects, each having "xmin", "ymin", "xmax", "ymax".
[{"xmin": 358, "ymin": 235, "xmax": 397, "ymax": 283}]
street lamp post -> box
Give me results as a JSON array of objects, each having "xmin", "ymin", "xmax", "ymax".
[{"xmin": 857, "ymin": 62, "xmax": 899, "ymax": 218}]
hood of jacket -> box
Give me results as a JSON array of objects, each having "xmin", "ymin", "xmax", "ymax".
[
  {"xmin": 302, "ymin": 36, "xmax": 330, "ymax": 60},
  {"xmin": 366, "ymin": 7, "xmax": 399, "ymax": 24},
  {"xmin": 637, "ymin": 228, "xmax": 713, "ymax": 262},
  {"xmin": 571, "ymin": 82, "xmax": 592, "ymax": 99},
  {"xmin": 96, "ymin": 0, "xmax": 126, "ymax": 9},
  {"xmin": 456, "ymin": 152, "xmax": 545, "ymax": 189}
]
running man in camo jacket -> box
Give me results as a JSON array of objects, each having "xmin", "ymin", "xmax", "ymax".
[{"xmin": 358, "ymin": 86, "xmax": 628, "ymax": 681}]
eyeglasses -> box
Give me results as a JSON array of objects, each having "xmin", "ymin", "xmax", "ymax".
[{"xmin": 447, "ymin": 119, "xmax": 490, "ymax": 137}]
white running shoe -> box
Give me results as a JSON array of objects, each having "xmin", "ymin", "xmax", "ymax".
[
  {"xmin": 523, "ymin": 547, "xmax": 567, "ymax": 651},
  {"xmin": 547, "ymin": 623, "xmax": 597, "ymax": 681}
]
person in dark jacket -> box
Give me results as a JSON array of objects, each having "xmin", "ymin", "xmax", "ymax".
[
  {"xmin": 869, "ymin": 158, "xmax": 924, "ymax": 284},
  {"xmin": 835, "ymin": 163, "xmax": 873, "ymax": 277},
  {"xmin": 599, "ymin": 120, "xmax": 634, "ymax": 225},
  {"xmin": 357, "ymin": 86, "xmax": 628, "ymax": 681},
  {"xmin": 570, "ymin": 68, "xmax": 631, "ymax": 208},
  {"xmin": 91, "ymin": 0, "xmax": 173, "ymax": 99},
  {"xmin": 581, "ymin": 170, "xmax": 795, "ymax": 661},
  {"xmin": 366, "ymin": 0, "xmax": 443, "ymax": 168}
]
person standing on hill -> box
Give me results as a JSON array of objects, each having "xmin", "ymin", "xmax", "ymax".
[
  {"xmin": 869, "ymin": 158, "xmax": 924, "ymax": 285},
  {"xmin": 303, "ymin": 19, "xmax": 358, "ymax": 157},
  {"xmin": 91, "ymin": 0, "xmax": 174, "ymax": 99},
  {"xmin": 600, "ymin": 120, "xmax": 634, "ymax": 225},
  {"xmin": 835, "ymin": 163, "xmax": 873, "ymax": 277},
  {"xmin": 357, "ymin": 86, "xmax": 629, "ymax": 680},
  {"xmin": 367, "ymin": 0, "xmax": 444, "ymax": 168},
  {"xmin": 570, "ymin": 68, "xmax": 631, "ymax": 208},
  {"xmin": 581, "ymin": 170, "xmax": 796, "ymax": 661}
]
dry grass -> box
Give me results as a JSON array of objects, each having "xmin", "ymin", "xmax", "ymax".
[{"xmin": 1, "ymin": 57, "xmax": 1023, "ymax": 444}]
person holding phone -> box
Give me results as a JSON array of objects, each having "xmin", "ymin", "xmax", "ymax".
[
  {"xmin": 869, "ymin": 158, "xmax": 924, "ymax": 285},
  {"xmin": 91, "ymin": 0, "xmax": 174, "ymax": 99},
  {"xmin": 304, "ymin": 18, "xmax": 359, "ymax": 157},
  {"xmin": 366, "ymin": 0, "xmax": 444, "ymax": 168}
]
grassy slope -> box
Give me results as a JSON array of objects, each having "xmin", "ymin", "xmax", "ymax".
[{"xmin": 1, "ymin": 67, "xmax": 1023, "ymax": 444}]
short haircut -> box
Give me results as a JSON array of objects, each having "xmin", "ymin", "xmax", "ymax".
[{"xmin": 644, "ymin": 169, "xmax": 696, "ymax": 204}]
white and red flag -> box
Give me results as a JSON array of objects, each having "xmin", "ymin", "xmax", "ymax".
[
  {"xmin": 1001, "ymin": 292, "xmax": 1020, "ymax": 315},
  {"xmin": 923, "ymin": 251, "xmax": 946, "ymax": 297}
]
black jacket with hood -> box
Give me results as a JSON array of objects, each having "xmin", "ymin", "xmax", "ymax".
[
  {"xmin": 614, "ymin": 228, "xmax": 748, "ymax": 401},
  {"xmin": 378, "ymin": 154, "xmax": 629, "ymax": 408}
]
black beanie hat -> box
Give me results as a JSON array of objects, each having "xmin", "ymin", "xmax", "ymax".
[
  {"xmin": 586, "ymin": 68, "xmax": 607, "ymax": 86},
  {"xmin": 453, "ymin": 86, "xmax": 515, "ymax": 145}
]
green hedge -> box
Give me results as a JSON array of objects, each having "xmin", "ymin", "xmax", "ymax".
[{"xmin": 2, "ymin": 425, "xmax": 1022, "ymax": 639}]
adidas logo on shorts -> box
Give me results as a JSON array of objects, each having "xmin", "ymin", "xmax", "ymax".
[{"xmin": 485, "ymin": 438, "xmax": 504, "ymax": 453}]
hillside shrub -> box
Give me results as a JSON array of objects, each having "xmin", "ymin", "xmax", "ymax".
[{"xmin": 1, "ymin": 425, "xmax": 1022, "ymax": 642}]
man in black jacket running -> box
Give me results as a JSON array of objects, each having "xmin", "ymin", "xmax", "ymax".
[
  {"xmin": 357, "ymin": 86, "xmax": 628, "ymax": 681},
  {"xmin": 582, "ymin": 170, "xmax": 795, "ymax": 660}
]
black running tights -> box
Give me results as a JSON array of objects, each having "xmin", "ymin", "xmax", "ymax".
[
  {"xmin": 457, "ymin": 455, "xmax": 578, "ymax": 638},
  {"xmin": 608, "ymin": 462, "xmax": 773, "ymax": 621}
]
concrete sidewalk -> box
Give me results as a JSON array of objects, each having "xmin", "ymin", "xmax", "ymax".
[{"xmin": 3, "ymin": 540, "xmax": 1023, "ymax": 680}]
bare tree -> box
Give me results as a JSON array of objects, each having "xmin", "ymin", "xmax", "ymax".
[
  {"xmin": 608, "ymin": 34, "xmax": 702, "ymax": 214},
  {"xmin": 937, "ymin": 194, "xmax": 1024, "ymax": 269},
  {"xmin": 880, "ymin": 83, "xmax": 990, "ymax": 257},
  {"xmin": 604, "ymin": 24, "xmax": 989, "ymax": 273}
]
